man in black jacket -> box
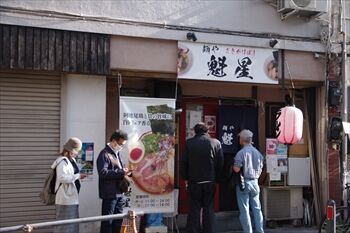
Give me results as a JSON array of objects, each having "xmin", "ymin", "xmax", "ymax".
[
  {"xmin": 97, "ymin": 130, "xmax": 131, "ymax": 233},
  {"xmin": 180, "ymin": 122, "xmax": 224, "ymax": 233}
]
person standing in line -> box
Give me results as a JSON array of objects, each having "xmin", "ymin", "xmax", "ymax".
[
  {"xmin": 233, "ymin": 129, "xmax": 264, "ymax": 233},
  {"xmin": 53, "ymin": 137, "xmax": 88, "ymax": 233},
  {"xmin": 97, "ymin": 130, "xmax": 131, "ymax": 233},
  {"xmin": 180, "ymin": 122, "xmax": 224, "ymax": 233}
]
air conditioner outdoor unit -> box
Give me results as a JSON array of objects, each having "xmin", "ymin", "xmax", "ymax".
[
  {"xmin": 262, "ymin": 187, "xmax": 303, "ymax": 220},
  {"xmin": 277, "ymin": 0, "xmax": 328, "ymax": 18}
]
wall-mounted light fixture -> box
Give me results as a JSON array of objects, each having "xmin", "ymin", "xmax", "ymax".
[
  {"xmin": 329, "ymin": 117, "xmax": 343, "ymax": 141},
  {"xmin": 328, "ymin": 85, "xmax": 342, "ymax": 106},
  {"xmin": 175, "ymin": 108, "xmax": 183, "ymax": 114},
  {"xmin": 186, "ymin": 32, "xmax": 197, "ymax": 42},
  {"xmin": 269, "ymin": 39, "xmax": 278, "ymax": 48}
]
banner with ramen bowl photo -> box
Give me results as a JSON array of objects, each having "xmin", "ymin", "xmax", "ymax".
[{"xmin": 120, "ymin": 96, "xmax": 176, "ymax": 214}]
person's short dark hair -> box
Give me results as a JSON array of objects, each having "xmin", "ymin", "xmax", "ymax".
[
  {"xmin": 110, "ymin": 130, "xmax": 128, "ymax": 142},
  {"xmin": 194, "ymin": 122, "xmax": 208, "ymax": 135}
]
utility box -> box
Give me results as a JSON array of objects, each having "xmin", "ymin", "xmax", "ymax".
[
  {"xmin": 262, "ymin": 187, "xmax": 303, "ymax": 220},
  {"xmin": 277, "ymin": 0, "xmax": 328, "ymax": 13},
  {"xmin": 277, "ymin": 0, "xmax": 328, "ymax": 19},
  {"xmin": 288, "ymin": 157, "xmax": 311, "ymax": 186}
]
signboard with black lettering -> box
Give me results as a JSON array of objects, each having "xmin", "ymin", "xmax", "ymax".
[{"xmin": 177, "ymin": 41, "xmax": 278, "ymax": 84}]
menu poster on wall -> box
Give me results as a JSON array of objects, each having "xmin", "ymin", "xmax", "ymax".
[
  {"xmin": 266, "ymin": 155, "xmax": 278, "ymax": 173},
  {"xmin": 204, "ymin": 115, "xmax": 217, "ymax": 134},
  {"xmin": 76, "ymin": 142, "xmax": 94, "ymax": 180},
  {"xmin": 120, "ymin": 96, "xmax": 175, "ymax": 214},
  {"xmin": 189, "ymin": 110, "xmax": 202, "ymax": 128},
  {"xmin": 187, "ymin": 110, "xmax": 202, "ymax": 139},
  {"xmin": 277, "ymin": 155, "xmax": 288, "ymax": 173},
  {"xmin": 266, "ymin": 138, "xmax": 288, "ymax": 156},
  {"xmin": 270, "ymin": 171, "xmax": 281, "ymax": 181}
]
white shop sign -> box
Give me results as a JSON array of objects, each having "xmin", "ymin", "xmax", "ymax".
[{"xmin": 177, "ymin": 41, "xmax": 279, "ymax": 84}]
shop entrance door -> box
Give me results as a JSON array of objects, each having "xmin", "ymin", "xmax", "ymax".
[
  {"xmin": 218, "ymin": 105, "xmax": 259, "ymax": 211},
  {"xmin": 178, "ymin": 98, "xmax": 259, "ymax": 214},
  {"xmin": 178, "ymin": 98, "xmax": 219, "ymax": 214}
]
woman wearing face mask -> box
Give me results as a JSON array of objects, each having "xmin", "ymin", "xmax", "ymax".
[
  {"xmin": 52, "ymin": 137, "xmax": 88, "ymax": 233},
  {"xmin": 97, "ymin": 130, "xmax": 131, "ymax": 233}
]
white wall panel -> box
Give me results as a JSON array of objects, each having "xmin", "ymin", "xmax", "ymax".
[
  {"xmin": 0, "ymin": 0, "xmax": 327, "ymax": 52},
  {"xmin": 61, "ymin": 74, "xmax": 106, "ymax": 233}
]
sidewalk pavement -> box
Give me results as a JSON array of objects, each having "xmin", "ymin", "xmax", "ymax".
[
  {"xmin": 265, "ymin": 227, "xmax": 318, "ymax": 233},
  {"xmin": 229, "ymin": 227, "xmax": 318, "ymax": 233},
  {"xmin": 175, "ymin": 213, "xmax": 319, "ymax": 233},
  {"xmin": 178, "ymin": 227, "xmax": 318, "ymax": 233}
]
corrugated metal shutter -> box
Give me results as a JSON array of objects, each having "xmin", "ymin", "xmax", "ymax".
[{"xmin": 0, "ymin": 72, "xmax": 61, "ymax": 232}]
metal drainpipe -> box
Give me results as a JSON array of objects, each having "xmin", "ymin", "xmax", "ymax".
[{"xmin": 340, "ymin": 0, "xmax": 348, "ymax": 212}]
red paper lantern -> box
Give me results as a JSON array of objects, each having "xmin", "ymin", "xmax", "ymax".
[{"xmin": 276, "ymin": 106, "xmax": 303, "ymax": 144}]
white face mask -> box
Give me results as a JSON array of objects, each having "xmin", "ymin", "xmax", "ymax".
[{"xmin": 115, "ymin": 144, "xmax": 124, "ymax": 152}]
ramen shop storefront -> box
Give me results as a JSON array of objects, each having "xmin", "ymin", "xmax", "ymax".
[
  {"xmin": 176, "ymin": 47, "xmax": 326, "ymax": 227},
  {"xmin": 176, "ymin": 42, "xmax": 282, "ymax": 214},
  {"xmin": 108, "ymin": 36, "xmax": 326, "ymax": 225}
]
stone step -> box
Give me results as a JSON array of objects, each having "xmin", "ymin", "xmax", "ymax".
[{"xmin": 216, "ymin": 211, "xmax": 242, "ymax": 232}]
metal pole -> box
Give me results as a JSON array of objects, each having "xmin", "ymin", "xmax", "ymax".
[
  {"xmin": 326, "ymin": 200, "xmax": 336, "ymax": 233},
  {"xmin": 340, "ymin": 0, "xmax": 348, "ymax": 209},
  {"xmin": 0, "ymin": 211, "xmax": 144, "ymax": 233}
]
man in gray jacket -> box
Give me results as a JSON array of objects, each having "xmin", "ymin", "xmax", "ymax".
[
  {"xmin": 180, "ymin": 122, "xmax": 224, "ymax": 233},
  {"xmin": 233, "ymin": 129, "xmax": 264, "ymax": 233}
]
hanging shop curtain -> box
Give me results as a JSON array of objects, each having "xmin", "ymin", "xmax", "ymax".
[{"xmin": 218, "ymin": 105, "xmax": 259, "ymax": 154}]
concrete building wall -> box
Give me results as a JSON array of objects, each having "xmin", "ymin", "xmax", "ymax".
[
  {"xmin": 111, "ymin": 36, "xmax": 327, "ymax": 83},
  {"xmin": 1, "ymin": 0, "xmax": 327, "ymax": 52},
  {"xmin": 111, "ymin": 36, "xmax": 177, "ymax": 73},
  {"xmin": 0, "ymin": 0, "xmax": 322, "ymax": 37},
  {"xmin": 342, "ymin": 54, "xmax": 349, "ymax": 130},
  {"xmin": 343, "ymin": 0, "xmax": 349, "ymax": 42},
  {"xmin": 61, "ymin": 74, "xmax": 106, "ymax": 233},
  {"xmin": 284, "ymin": 50, "xmax": 326, "ymax": 82}
]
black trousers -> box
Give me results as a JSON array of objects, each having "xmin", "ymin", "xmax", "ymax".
[
  {"xmin": 100, "ymin": 197, "xmax": 125, "ymax": 233},
  {"xmin": 186, "ymin": 182, "xmax": 216, "ymax": 233}
]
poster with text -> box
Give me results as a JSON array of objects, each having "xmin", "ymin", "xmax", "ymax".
[
  {"xmin": 76, "ymin": 142, "xmax": 94, "ymax": 180},
  {"xmin": 120, "ymin": 97, "xmax": 176, "ymax": 214},
  {"xmin": 277, "ymin": 155, "xmax": 288, "ymax": 173},
  {"xmin": 205, "ymin": 115, "xmax": 217, "ymax": 134},
  {"xmin": 186, "ymin": 110, "xmax": 202, "ymax": 139},
  {"xmin": 266, "ymin": 138, "xmax": 288, "ymax": 156}
]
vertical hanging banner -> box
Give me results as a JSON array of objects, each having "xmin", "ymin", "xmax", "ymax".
[{"xmin": 120, "ymin": 97, "xmax": 176, "ymax": 214}]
